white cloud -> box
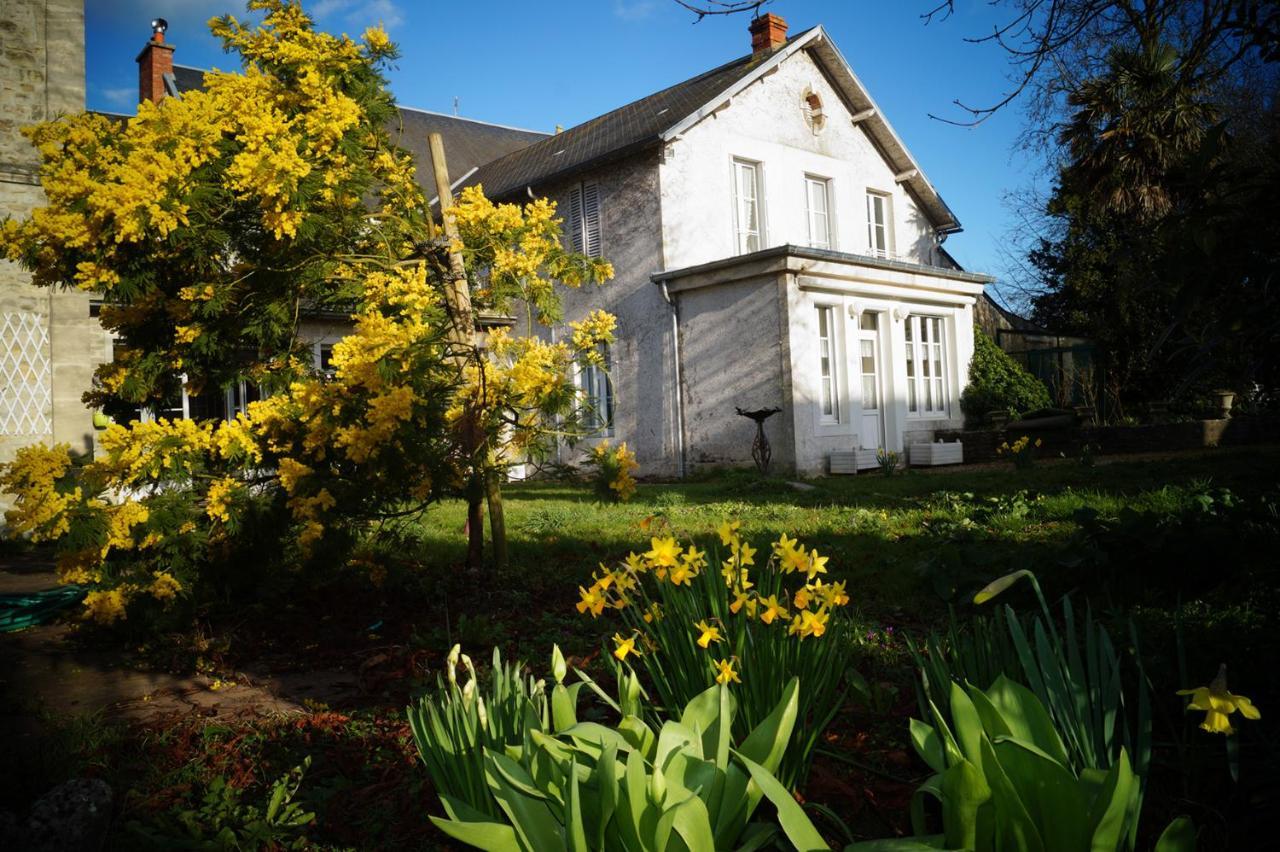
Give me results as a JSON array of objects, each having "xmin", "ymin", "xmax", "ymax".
[
  {"xmin": 99, "ymin": 86, "xmax": 136, "ymax": 107},
  {"xmin": 613, "ymin": 0, "xmax": 658, "ymax": 21}
]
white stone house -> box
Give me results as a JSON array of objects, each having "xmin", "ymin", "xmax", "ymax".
[
  {"xmin": 2, "ymin": 9, "xmax": 995, "ymax": 480},
  {"xmin": 463, "ymin": 15, "xmax": 993, "ymax": 476}
]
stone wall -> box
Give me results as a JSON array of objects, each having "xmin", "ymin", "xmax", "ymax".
[{"xmin": 1, "ymin": 0, "xmax": 106, "ymax": 474}]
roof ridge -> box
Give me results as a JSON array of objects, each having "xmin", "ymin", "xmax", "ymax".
[{"xmin": 394, "ymin": 105, "xmax": 548, "ymax": 136}]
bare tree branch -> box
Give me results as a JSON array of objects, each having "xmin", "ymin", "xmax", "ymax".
[{"xmin": 671, "ymin": 0, "xmax": 773, "ymax": 22}]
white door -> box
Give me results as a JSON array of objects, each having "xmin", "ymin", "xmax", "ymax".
[{"xmin": 857, "ymin": 312, "xmax": 884, "ymax": 450}]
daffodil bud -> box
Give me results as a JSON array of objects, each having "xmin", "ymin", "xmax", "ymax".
[
  {"xmin": 446, "ymin": 644, "xmax": 461, "ymax": 687},
  {"xmin": 477, "ymin": 694, "xmax": 489, "ymax": 729},
  {"xmin": 551, "ymin": 644, "xmax": 567, "ymax": 684}
]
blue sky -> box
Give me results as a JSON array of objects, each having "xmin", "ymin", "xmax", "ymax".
[{"xmin": 86, "ymin": 1, "xmax": 1046, "ymax": 298}]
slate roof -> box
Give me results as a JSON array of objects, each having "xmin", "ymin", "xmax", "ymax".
[
  {"xmin": 169, "ymin": 65, "xmax": 548, "ymax": 188},
  {"xmin": 464, "ymin": 32, "xmax": 812, "ymax": 200}
]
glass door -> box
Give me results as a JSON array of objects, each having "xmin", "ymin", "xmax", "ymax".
[{"xmin": 857, "ymin": 312, "xmax": 884, "ymax": 449}]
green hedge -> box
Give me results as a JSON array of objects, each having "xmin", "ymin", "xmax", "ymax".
[{"xmin": 961, "ymin": 329, "xmax": 1053, "ymax": 424}]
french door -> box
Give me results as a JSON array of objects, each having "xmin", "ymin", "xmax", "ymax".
[{"xmin": 856, "ymin": 312, "xmax": 884, "ymax": 449}]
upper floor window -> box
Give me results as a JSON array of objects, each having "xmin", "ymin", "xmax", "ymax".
[
  {"xmin": 816, "ymin": 305, "xmax": 839, "ymax": 423},
  {"xmin": 579, "ymin": 345, "xmax": 614, "ymax": 435},
  {"xmin": 567, "ymin": 182, "xmax": 602, "ymax": 257},
  {"xmin": 866, "ymin": 190, "xmax": 892, "ymax": 258},
  {"xmin": 904, "ymin": 315, "xmax": 947, "ymax": 416},
  {"xmin": 315, "ymin": 342, "xmax": 335, "ymax": 377},
  {"xmin": 732, "ymin": 158, "xmax": 764, "ymax": 254},
  {"xmin": 804, "ymin": 176, "xmax": 832, "ymax": 250}
]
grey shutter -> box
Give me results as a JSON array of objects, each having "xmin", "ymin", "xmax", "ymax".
[
  {"xmin": 567, "ymin": 185, "xmax": 585, "ymax": 253},
  {"xmin": 582, "ymin": 182, "xmax": 601, "ymax": 257}
]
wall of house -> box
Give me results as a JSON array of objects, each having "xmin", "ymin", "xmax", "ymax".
[
  {"xmin": 1, "ymin": 0, "xmax": 104, "ymax": 478},
  {"xmin": 534, "ymin": 153, "xmax": 680, "ymax": 477},
  {"xmin": 781, "ymin": 275, "xmax": 971, "ymax": 476},
  {"xmin": 658, "ymin": 48, "xmax": 939, "ymax": 271},
  {"xmin": 675, "ymin": 273, "xmax": 794, "ymax": 474}
]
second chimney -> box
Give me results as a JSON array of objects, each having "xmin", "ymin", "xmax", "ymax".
[
  {"xmin": 137, "ymin": 19, "xmax": 175, "ymax": 104},
  {"xmin": 749, "ymin": 13, "xmax": 788, "ymax": 57}
]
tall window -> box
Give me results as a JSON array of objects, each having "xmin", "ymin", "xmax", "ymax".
[
  {"xmin": 567, "ymin": 182, "xmax": 602, "ymax": 257},
  {"xmin": 804, "ymin": 176, "xmax": 832, "ymax": 250},
  {"xmin": 579, "ymin": 345, "xmax": 614, "ymax": 434},
  {"xmin": 859, "ymin": 312, "xmax": 879, "ymax": 410},
  {"xmin": 866, "ymin": 191, "xmax": 891, "ymax": 257},
  {"xmin": 315, "ymin": 342, "xmax": 335, "ymax": 377},
  {"xmin": 816, "ymin": 306, "xmax": 839, "ymax": 422},
  {"xmin": 733, "ymin": 158, "xmax": 763, "ymax": 254},
  {"xmin": 904, "ymin": 315, "xmax": 947, "ymax": 416}
]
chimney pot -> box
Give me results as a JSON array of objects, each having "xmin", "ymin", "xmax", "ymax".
[{"xmin": 749, "ymin": 13, "xmax": 788, "ymax": 57}]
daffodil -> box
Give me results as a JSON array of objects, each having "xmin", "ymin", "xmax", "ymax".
[
  {"xmin": 793, "ymin": 586, "xmax": 813, "ymax": 610},
  {"xmin": 734, "ymin": 539, "xmax": 757, "ymax": 566},
  {"xmin": 789, "ymin": 608, "xmax": 829, "ymax": 639},
  {"xmin": 805, "ymin": 548, "xmax": 829, "ymax": 580},
  {"xmin": 780, "ymin": 546, "xmax": 810, "ymax": 575},
  {"xmin": 759, "ymin": 594, "xmax": 788, "ymax": 625},
  {"xmin": 625, "ymin": 551, "xmax": 645, "ymax": 572},
  {"xmin": 613, "ymin": 632, "xmax": 639, "ymax": 661},
  {"xmin": 576, "ymin": 583, "xmax": 606, "ymax": 617},
  {"xmin": 773, "ymin": 533, "xmax": 798, "ymax": 557},
  {"xmin": 1178, "ymin": 665, "xmax": 1261, "ymax": 735},
  {"xmin": 717, "ymin": 520, "xmax": 741, "ymax": 546},
  {"xmin": 668, "ymin": 562, "xmax": 694, "ymax": 586},
  {"xmin": 645, "ymin": 536, "xmax": 681, "ymax": 568},
  {"xmin": 714, "ymin": 658, "xmax": 740, "ymax": 685},
  {"xmin": 695, "ymin": 619, "xmax": 722, "ymax": 649}
]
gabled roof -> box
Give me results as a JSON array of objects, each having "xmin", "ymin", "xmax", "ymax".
[
  {"xmin": 466, "ymin": 27, "xmax": 960, "ymax": 233},
  {"xmin": 169, "ymin": 65, "xmax": 548, "ymax": 186},
  {"xmin": 464, "ymin": 30, "xmax": 813, "ymax": 201}
]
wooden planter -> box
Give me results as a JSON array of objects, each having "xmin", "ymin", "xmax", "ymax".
[
  {"xmin": 909, "ymin": 441, "xmax": 964, "ymax": 467},
  {"xmin": 829, "ymin": 449, "xmax": 882, "ymax": 474}
]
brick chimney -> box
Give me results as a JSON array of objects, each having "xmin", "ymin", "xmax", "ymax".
[
  {"xmin": 749, "ymin": 13, "xmax": 788, "ymax": 57},
  {"xmin": 137, "ymin": 18, "xmax": 174, "ymax": 104}
]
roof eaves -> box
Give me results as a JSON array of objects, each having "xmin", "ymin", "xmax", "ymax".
[{"xmin": 808, "ymin": 33, "xmax": 962, "ymax": 233}]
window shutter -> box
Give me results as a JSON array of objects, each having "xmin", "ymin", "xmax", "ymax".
[
  {"xmin": 582, "ymin": 182, "xmax": 601, "ymax": 257},
  {"xmin": 567, "ymin": 184, "xmax": 585, "ymax": 253}
]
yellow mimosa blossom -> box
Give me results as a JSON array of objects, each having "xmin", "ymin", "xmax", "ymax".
[
  {"xmin": 83, "ymin": 588, "xmax": 129, "ymax": 625},
  {"xmin": 695, "ymin": 620, "xmax": 722, "ymax": 649},
  {"xmin": 1178, "ymin": 665, "xmax": 1261, "ymax": 735},
  {"xmin": 613, "ymin": 633, "xmax": 639, "ymax": 661},
  {"xmin": 149, "ymin": 572, "xmax": 182, "ymax": 600},
  {"xmin": 714, "ymin": 658, "xmax": 741, "ymax": 685}
]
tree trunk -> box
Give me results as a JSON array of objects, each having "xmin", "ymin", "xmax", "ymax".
[
  {"xmin": 485, "ymin": 466, "xmax": 508, "ymax": 571},
  {"xmin": 466, "ymin": 474, "xmax": 485, "ymax": 570}
]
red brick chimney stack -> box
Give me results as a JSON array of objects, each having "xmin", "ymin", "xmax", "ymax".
[
  {"xmin": 137, "ymin": 18, "xmax": 174, "ymax": 104},
  {"xmin": 749, "ymin": 13, "xmax": 788, "ymax": 57}
]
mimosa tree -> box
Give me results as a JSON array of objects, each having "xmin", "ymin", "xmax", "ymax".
[{"xmin": 0, "ymin": 0, "xmax": 613, "ymax": 624}]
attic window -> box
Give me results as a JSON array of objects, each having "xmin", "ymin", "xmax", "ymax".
[{"xmin": 802, "ymin": 88, "xmax": 825, "ymax": 132}]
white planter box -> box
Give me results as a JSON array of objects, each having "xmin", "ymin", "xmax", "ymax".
[
  {"xmin": 829, "ymin": 449, "xmax": 882, "ymax": 474},
  {"xmin": 909, "ymin": 441, "xmax": 964, "ymax": 467}
]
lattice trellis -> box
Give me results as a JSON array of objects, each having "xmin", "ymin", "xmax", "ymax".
[{"xmin": 0, "ymin": 311, "xmax": 53, "ymax": 436}]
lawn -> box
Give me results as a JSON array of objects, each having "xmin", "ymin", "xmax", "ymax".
[{"xmin": 5, "ymin": 445, "xmax": 1278, "ymax": 849}]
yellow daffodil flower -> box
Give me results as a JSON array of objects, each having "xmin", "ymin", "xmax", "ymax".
[
  {"xmin": 805, "ymin": 548, "xmax": 829, "ymax": 580},
  {"xmin": 759, "ymin": 594, "xmax": 788, "ymax": 625},
  {"xmin": 734, "ymin": 540, "xmax": 757, "ymax": 566},
  {"xmin": 645, "ymin": 536, "xmax": 681, "ymax": 568},
  {"xmin": 1178, "ymin": 665, "xmax": 1261, "ymax": 735},
  {"xmin": 668, "ymin": 563, "xmax": 694, "ymax": 586},
  {"xmin": 714, "ymin": 658, "xmax": 740, "ymax": 685},
  {"xmin": 793, "ymin": 587, "xmax": 813, "ymax": 610},
  {"xmin": 789, "ymin": 608, "xmax": 829, "ymax": 639},
  {"xmin": 576, "ymin": 584, "xmax": 606, "ymax": 617},
  {"xmin": 717, "ymin": 520, "xmax": 741, "ymax": 546},
  {"xmin": 613, "ymin": 633, "xmax": 639, "ymax": 661},
  {"xmin": 695, "ymin": 619, "xmax": 722, "ymax": 648},
  {"xmin": 773, "ymin": 533, "xmax": 798, "ymax": 557}
]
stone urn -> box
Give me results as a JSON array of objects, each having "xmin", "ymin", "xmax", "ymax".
[
  {"xmin": 988, "ymin": 410, "xmax": 1010, "ymax": 430},
  {"xmin": 1211, "ymin": 389, "xmax": 1235, "ymax": 420}
]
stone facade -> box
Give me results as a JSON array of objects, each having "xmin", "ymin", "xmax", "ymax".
[{"xmin": 1, "ymin": 0, "xmax": 108, "ymax": 475}]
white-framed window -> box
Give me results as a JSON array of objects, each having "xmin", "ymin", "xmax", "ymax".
[
  {"xmin": 225, "ymin": 380, "xmax": 261, "ymax": 419},
  {"xmin": 566, "ymin": 181, "xmax": 602, "ymax": 257},
  {"xmin": 315, "ymin": 342, "xmax": 335, "ymax": 377},
  {"xmin": 732, "ymin": 158, "xmax": 764, "ymax": 254},
  {"xmin": 579, "ymin": 345, "xmax": 614, "ymax": 435},
  {"xmin": 815, "ymin": 305, "xmax": 839, "ymax": 423},
  {"xmin": 866, "ymin": 190, "xmax": 891, "ymax": 257},
  {"xmin": 904, "ymin": 314, "xmax": 947, "ymax": 416},
  {"xmin": 804, "ymin": 175, "xmax": 832, "ymax": 250}
]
